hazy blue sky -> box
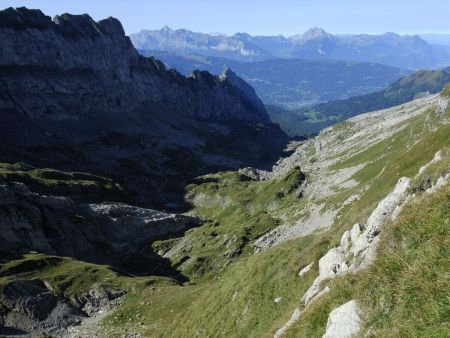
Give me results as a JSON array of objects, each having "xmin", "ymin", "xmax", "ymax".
[{"xmin": 3, "ymin": 0, "xmax": 450, "ymax": 36}]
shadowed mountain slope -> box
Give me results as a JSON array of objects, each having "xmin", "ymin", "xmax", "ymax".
[{"xmin": 0, "ymin": 7, "xmax": 288, "ymax": 207}]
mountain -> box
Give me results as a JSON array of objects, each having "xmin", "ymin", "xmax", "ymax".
[
  {"xmin": 288, "ymin": 29, "xmax": 450, "ymax": 69},
  {"xmin": 131, "ymin": 26, "xmax": 450, "ymax": 69},
  {"xmin": 282, "ymin": 67, "xmax": 450, "ymax": 135},
  {"xmin": 130, "ymin": 26, "xmax": 272, "ymax": 61},
  {"xmin": 140, "ymin": 50, "xmax": 411, "ymax": 109},
  {"xmin": 0, "ymin": 7, "xmax": 288, "ymax": 208}
]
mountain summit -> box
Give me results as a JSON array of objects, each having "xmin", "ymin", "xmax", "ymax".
[
  {"xmin": 160, "ymin": 24, "xmax": 173, "ymax": 33},
  {"xmin": 294, "ymin": 27, "xmax": 334, "ymax": 42}
]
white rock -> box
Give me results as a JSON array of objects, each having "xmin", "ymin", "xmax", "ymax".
[
  {"xmin": 349, "ymin": 223, "xmax": 363, "ymax": 245},
  {"xmin": 319, "ymin": 248, "xmax": 348, "ymax": 278},
  {"xmin": 351, "ymin": 177, "xmax": 411, "ymax": 259},
  {"xmin": 298, "ymin": 262, "xmax": 314, "ymax": 277},
  {"xmin": 433, "ymin": 150, "xmax": 444, "ymax": 162},
  {"xmin": 302, "ymin": 276, "xmax": 322, "ymax": 305},
  {"xmin": 274, "ymin": 297, "xmax": 282, "ymax": 303},
  {"xmin": 274, "ymin": 308, "xmax": 302, "ymax": 338},
  {"xmin": 340, "ymin": 231, "xmax": 351, "ymax": 253},
  {"xmin": 322, "ymin": 300, "xmax": 362, "ymax": 338},
  {"xmin": 419, "ymin": 150, "xmax": 444, "ymax": 174},
  {"xmin": 302, "ymin": 248, "xmax": 347, "ymax": 305},
  {"xmin": 426, "ymin": 173, "xmax": 450, "ymax": 194},
  {"xmin": 366, "ymin": 177, "xmax": 411, "ymax": 233},
  {"xmin": 438, "ymin": 96, "xmax": 449, "ymax": 114}
]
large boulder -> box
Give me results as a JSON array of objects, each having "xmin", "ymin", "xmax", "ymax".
[{"xmin": 322, "ymin": 300, "xmax": 362, "ymax": 338}]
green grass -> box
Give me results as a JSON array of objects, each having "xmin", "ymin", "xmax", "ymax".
[
  {"xmin": 412, "ymin": 147, "xmax": 450, "ymax": 192},
  {"xmin": 0, "ymin": 253, "xmax": 175, "ymax": 298},
  {"xmin": 153, "ymin": 167, "xmax": 306, "ymax": 281},
  {"xmin": 286, "ymin": 183, "xmax": 450, "ymax": 337},
  {"xmin": 0, "ymin": 162, "xmax": 124, "ymax": 201},
  {"xmin": 440, "ymin": 83, "xmax": 450, "ymax": 98},
  {"xmin": 101, "ymin": 232, "xmax": 339, "ymax": 338}
]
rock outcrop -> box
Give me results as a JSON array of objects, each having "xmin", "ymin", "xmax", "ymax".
[
  {"xmin": 349, "ymin": 177, "xmax": 411, "ymax": 271},
  {"xmin": 296, "ymin": 176, "xmax": 411, "ymax": 321},
  {"xmin": 298, "ymin": 262, "xmax": 314, "ymax": 277},
  {"xmin": 0, "ymin": 181, "xmax": 200, "ymax": 276},
  {"xmin": 69, "ymin": 284, "xmax": 125, "ymax": 316},
  {"xmin": 0, "ymin": 279, "xmax": 84, "ymax": 336}
]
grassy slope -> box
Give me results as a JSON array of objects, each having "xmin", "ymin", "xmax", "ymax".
[
  {"xmin": 98, "ymin": 98, "xmax": 449, "ymax": 337},
  {"xmin": 285, "ymin": 152, "xmax": 450, "ymax": 337},
  {"xmin": 1, "ymin": 95, "xmax": 449, "ymax": 337},
  {"xmin": 152, "ymin": 167, "xmax": 306, "ymax": 282},
  {"xmin": 0, "ymin": 253, "xmax": 176, "ymax": 297},
  {"xmin": 0, "ymin": 162, "xmax": 124, "ymax": 201}
]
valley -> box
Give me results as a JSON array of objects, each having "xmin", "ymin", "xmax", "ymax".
[
  {"xmin": 139, "ymin": 50, "xmax": 411, "ymax": 110},
  {"xmin": 0, "ymin": 4, "xmax": 449, "ymax": 338}
]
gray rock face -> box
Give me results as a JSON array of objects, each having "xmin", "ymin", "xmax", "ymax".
[
  {"xmin": 0, "ymin": 279, "xmax": 84, "ymax": 336},
  {"xmin": 298, "ymin": 262, "xmax": 314, "ymax": 277},
  {"xmin": 80, "ymin": 202, "xmax": 200, "ymax": 244},
  {"xmin": 301, "ymin": 247, "xmax": 348, "ymax": 305},
  {"xmin": 0, "ymin": 182, "xmax": 200, "ymax": 275},
  {"xmin": 350, "ymin": 177, "xmax": 411, "ymax": 270},
  {"xmin": 70, "ymin": 284, "xmax": 124, "ymax": 316}
]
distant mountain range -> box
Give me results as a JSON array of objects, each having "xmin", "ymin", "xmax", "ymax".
[
  {"xmin": 140, "ymin": 50, "xmax": 411, "ymax": 109},
  {"xmin": 131, "ymin": 27, "xmax": 450, "ymax": 69},
  {"xmin": 271, "ymin": 67, "xmax": 450, "ymax": 136},
  {"xmin": 130, "ymin": 25, "xmax": 271, "ymax": 62}
]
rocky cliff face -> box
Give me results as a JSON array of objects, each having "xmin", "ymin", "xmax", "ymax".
[
  {"xmin": 0, "ymin": 7, "xmax": 270, "ymax": 125},
  {"xmin": 0, "ymin": 7, "xmax": 287, "ymax": 207}
]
